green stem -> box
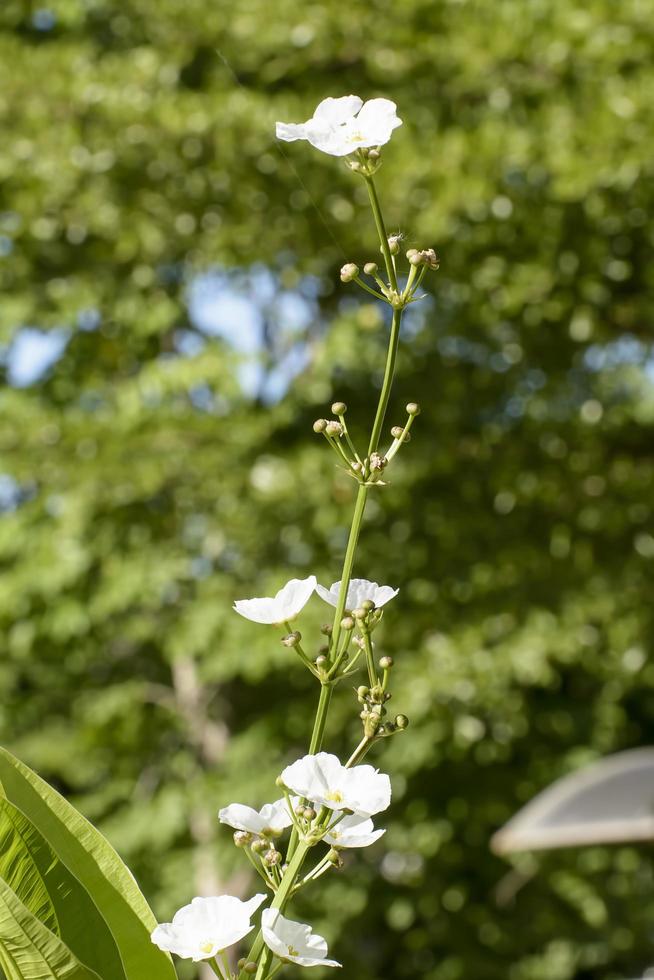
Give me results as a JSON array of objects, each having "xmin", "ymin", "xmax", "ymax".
[
  {"xmin": 367, "ymin": 307, "xmax": 402, "ymax": 458},
  {"xmin": 249, "ymin": 841, "xmax": 312, "ymax": 980},
  {"xmin": 364, "ymin": 175, "xmax": 398, "ymax": 291}
]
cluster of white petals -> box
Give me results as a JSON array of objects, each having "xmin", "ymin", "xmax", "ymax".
[
  {"xmin": 262, "ymin": 909, "xmax": 341, "ymax": 968},
  {"xmin": 218, "ymin": 798, "xmax": 295, "ymax": 836},
  {"xmin": 316, "ymin": 578, "xmax": 399, "ymax": 611},
  {"xmin": 151, "ymin": 894, "xmax": 265, "ymax": 962},
  {"xmin": 276, "ymin": 96, "xmax": 402, "ymax": 157},
  {"xmin": 323, "ymin": 813, "xmax": 385, "ymax": 849},
  {"xmin": 281, "ymin": 752, "xmax": 391, "ymax": 818},
  {"xmin": 233, "ymin": 575, "xmax": 316, "ymax": 625}
]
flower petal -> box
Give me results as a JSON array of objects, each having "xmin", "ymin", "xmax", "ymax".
[
  {"xmin": 233, "ymin": 576, "xmax": 317, "ymax": 624},
  {"xmin": 312, "ymin": 95, "xmax": 363, "ymax": 126},
  {"xmin": 276, "ymin": 121, "xmax": 309, "ymax": 142}
]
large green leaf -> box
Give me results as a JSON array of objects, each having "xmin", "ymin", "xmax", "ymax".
[
  {"xmin": 0, "ymin": 799, "xmax": 124, "ymax": 978},
  {"xmin": 0, "ymin": 877, "xmax": 101, "ymax": 980},
  {"xmin": 0, "ymin": 749, "xmax": 177, "ymax": 980}
]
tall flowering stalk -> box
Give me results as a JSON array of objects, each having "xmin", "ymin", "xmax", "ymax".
[{"xmin": 152, "ymin": 96, "xmax": 439, "ymax": 980}]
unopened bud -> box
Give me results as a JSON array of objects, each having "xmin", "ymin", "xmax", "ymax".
[
  {"xmin": 281, "ymin": 631, "xmax": 301, "ymax": 648},
  {"xmin": 408, "ymin": 250, "xmax": 423, "ymax": 266},
  {"xmin": 244, "ymin": 963, "xmax": 258, "ymax": 974},
  {"xmin": 251, "ymin": 838, "xmax": 267, "ymax": 853},
  {"xmin": 395, "ymin": 714, "xmax": 410, "ymax": 730},
  {"xmin": 303, "ymin": 807, "xmax": 317, "ymax": 821},
  {"xmin": 331, "ymin": 401, "xmax": 347, "ymax": 415},
  {"xmin": 327, "ymin": 847, "xmax": 343, "ymax": 865},
  {"xmin": 353, "ymin": 607, "xmax": 367, "ymax": 621},
  {"xmin": 341, "ymin": 615, "xmax": 355, "ymax": 631},
  {"xmin": 295, "ymin": 803, "xmax": 306, "ymax": 816},
  {"xmin": 264, "ymin": 849, "xmax": 282, "ymax": 866},
  {"xmin": 361, "ymin": 599, "xmax": 375, "ymax": 612},
  {"xmin": 406, "ymin": 402, "xmax": 421, "ymax": 416},
  {"xmin": 315, "ymin": 654, "xmax": 328, "ymax": 668},
  {"xmin": 340, "ymin": 263, "xmax": 359, "ymax": 283},
  {"xmin": 406, "ymin": 248, "xmax": 419, "ymax": 261},
  {"xmin": 238, "ymin": 959, "xmax": 247, "ymax": 971},
  {"xmin": 367, "ymin": 149, "xmax": 380, "ymax": 161},
  {"xmin": 369, "ymin": 452, "xmax": 386, "ymax": 471},
  {"xmin": 386, "ymin": 236, "xmax": 401, "ymax": 256},
  {"xmin": 391, "ymin": 426, "xmax": 410, "ymax": 441},
  {"xmin": 363, "ymin": 262, "xmax": 378, "ymax": 276},
  {"xmin": 325, "ymin": 420, "xmax": 343, "ymax": 437},
  {"xmin": 379, "ymin": 656, "xmax": 394, "ymax": 670},
  {"xmin": 233, "ymin": 831, "xmax": 251, "ymax": 847},
  {"xmin": 357, "ymin": 685, "xmax": 370, "ymax": 701},
  {"xmin": 313, "ymin": 418, "xmax": 328, "ymax": 433},
  {"xmin": 320, "ymin": 623, "xmax": 333, "ymax": 636}
]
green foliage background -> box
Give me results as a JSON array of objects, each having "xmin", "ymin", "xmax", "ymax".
[{"xmin": 1, "ymin": 1, "xmax": 654, "ymax": 977}]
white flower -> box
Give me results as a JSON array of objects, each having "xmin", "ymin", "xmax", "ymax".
[
  {"xmin": 276, "ymin": 96, "xmax": 402, "ymax": 158},
  {"xmin": 219, "ymin": 798, "xmax": 294, "ymax": 835},
  {"xmin": 233, "ymin": 576, "xmax": 317, "ymax": 625},
  {"xmin": 262, "ymin": 909, "xmax": 341, "ymax": 969},
  {"xmin": 280, "ymin": 752, "xmax": 391, "ymax": 818},
  {"xmin": 151, "ymin": 894, "xmax": 266, "ymax": 962},
  {"xmin": 323, "ymin": 813, "xmax": 385, "ymax": 849},
  {"xmin": 316, "ymin": 578, "xmax": 399, "ymax": 611}
]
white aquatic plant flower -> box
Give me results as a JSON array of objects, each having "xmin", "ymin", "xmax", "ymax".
[
  {"xmin": 316, "ymin": 578, "xmax": 399, "ymax": 611},
  {"xmin": 323, "ymin": 813, "xmax": 385, "ymax": 849},
  {"xmin": 262, "ymin": 909, "xmax": 341, "ymax": 968},
  {"xmin": 233, "ymin": 575, "xmax": 317, "ymax": 625},
  {"xmin": 219, "ymin": 797, "xmax": 296, "ymax": 835},
  {"xmin": 276, "ymin": 96, "xmax": 402, "ymax": 158},
  {"xmin": 151, "ymin": 894, "xmax": 266, "ymax": 962},
  {"xmin": 281, "ymin": 752, "xmax": 391, "ymax": 818}
]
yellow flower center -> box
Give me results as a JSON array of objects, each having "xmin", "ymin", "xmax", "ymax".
[
  {"xmin": 326, "ymin": 789, "xmax": 344, "ymax": 803},
  {"xmin": 288, "ymin": 945, "xmax": 300, "ymax": 957},
  {"xmin": 200, "ymin": 942, "xmax": 214, "ymax": 954}
]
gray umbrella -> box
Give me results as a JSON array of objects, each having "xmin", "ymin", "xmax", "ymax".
[{"xmin": 491, "ymin": 747, "xmax": 654, "ymax": 854}]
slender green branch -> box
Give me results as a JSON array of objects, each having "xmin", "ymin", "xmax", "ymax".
[
  {"xmin": 364, "ymin": 175, "xmax": 398, "ymax": 291},
  {"xmin": 367, "ymin": 307, "xmax": 403, "ymax": 458}
]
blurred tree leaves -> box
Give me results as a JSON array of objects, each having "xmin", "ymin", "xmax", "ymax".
[{"xmin": 1, "ymin": 1, "xmax": 654, "ymax": 978}]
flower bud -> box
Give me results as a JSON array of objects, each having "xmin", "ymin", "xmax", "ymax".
[
  {"xmin": 331, "ymin": 401, "xmax": 347, "ymax": 415},
  {"xmin": 325, "ymin": 420, "xmax": 343, "ymax": 437},
  {"xmin": 406, "ymin": 248, "xmax": 419, "ymax": 261},
  {"xmin": 341, "ymin": 615, "xmax": 355, "ymax": 631},
  {"xmin": 361, "ymin": 599, "xmax": 375, "ymax": 613},
  {"xmin": 313, "ymin": 418, "xmax": 328, "ymax": 433},
  {"xmin": 371, "ymin": 685, "xmax": 384, "ymax": 701},
  {"xmin": 251, "ymin": 838, "xmax": 267, "ymax": 853},
  {"xmin": 369, "ymin": 452, "xmax": 387, "ymax": 471},
  {"xmin": 315, "ymin": 654, "xmax": 328, "ymax": 668},
  {"xmin": 244, "ymin": 963, "xmax": 258, "ymax": 974},
  {"xmin": 386, "ymin": 235, "xmax": 401, "ymax": 256},
  {"xmin": 357, "ymin": 685, "xmax": 370, "ymax": 700},
  {"xmin": 379, "ymin": 656, "xmax": 394, "ymax": 670},
  {"xmin": 395, "ymin": 714, "xmax": 410, "ymax": 729},
  {"xmin": 238, "ymin": 959, "xmax": 246, "ymax": 970},
  {"xmin": 327, "ymin": 848, "xmax": 344, "ymax": 866},
  {"xmin": 408, "ymin": 250, "xmax": 423, "ymax": 266},
  {"xmin": 303, "ymin": 807, "xmax": 317, "ymax": 821},
  {"xmin": 363, "ymin": 262, "xmax": 378, "ymax": 276},
  {"xmin": 320, "ymin": 623, "xmax": 333, "ymax": 636},
  {"xmin": 281, "ymin": 631, "xmax": 301, "ymax": 648},
  {"xmin": 367, "ymin": 149, "xmax": 380, "ymax": 161},
  {"xmin": 340, "ymin": 263, "xmax": 359, "ymax": 283},
  {"xmin": 406, "ymin": 402, "xmax": 421, "ymax": 416},
  {"xmin": 295, "ymin": 803, "xmax": 306, "ymax": 816},
  {"xmin": 264, "ymin": 849, "xmax": 282, "ymax": 866},
  {"xmin": 353, "ymin": 607, "xmax": 367, "ymax": 621},
  {"xmin": 391, "ymin": 425, "xmax": 410, "ymax": 441},
  {"xmin": 233, "ymin": 831, "xmax": 251, "ymax": 847}
]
